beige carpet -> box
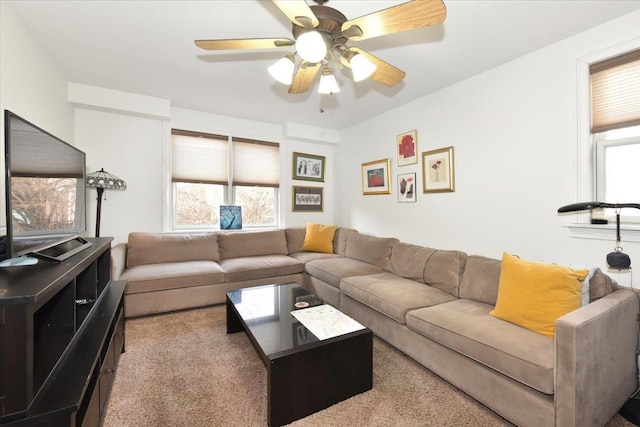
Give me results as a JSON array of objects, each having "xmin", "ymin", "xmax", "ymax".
[{"xmin": 103, "ymin": 305, "xmax": 635, "ymax": 427}]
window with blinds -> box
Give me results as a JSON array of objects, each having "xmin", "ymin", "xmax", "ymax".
[
  {"xmin": 591, "ymin": 49, "xmax": 640, "ymax": 222},
  {"xmin": 232, "ymin": 138, "xmax": 280, "ymax": 187},
  {"xmin": 590, "ymin": 49, "xmax": 640, "ymax": 133},
  {"xmin": 170, "ymin": 130, "xmax": 279, "ymax": 228}
]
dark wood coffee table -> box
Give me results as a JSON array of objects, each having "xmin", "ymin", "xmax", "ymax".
[{"xmin": 226, "ymin": 283, "xmax": 373, "ymax": 427}]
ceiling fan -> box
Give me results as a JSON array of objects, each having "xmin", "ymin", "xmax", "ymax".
[{"xmin": 194, "ymin": 0, "xmax": 446, "ymax": 95}]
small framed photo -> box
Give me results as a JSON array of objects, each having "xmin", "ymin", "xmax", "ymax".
[
  {"xmin": 397, "ymin": 172, "xmax": 417, "ymax": 203},
  {"xmin": 397, "ymin": 130, "xmax": 418, "ymax": 166},
  {"xmin": 293, "ymin": 152, "xmax": 325, "ymax": 182},
  {"xmin": 422, "ymin": 146, "xmax": 455, "ymax": 193},
  {"xmin": 361, "ymin": 158, "xmax": 391, "ymax": 195},
  {"xmin": 292, "ymin": 186, "xmax": 324, "ymax": 212},
  {"xmin": 220, "ymin": 205, "xmax": 242, "ymax": 229}
]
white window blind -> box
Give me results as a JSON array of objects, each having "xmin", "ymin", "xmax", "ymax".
[
  {"xmin": 590, "ymin": 49, "xmax": 640, "ymax": 133},
  {"xmin": 172, "ymin": 130, "xmax": 228, "ymax": 185},
  {"xmin": 232, "ymin": 138, "xmax": 279, "ymax": 187}
]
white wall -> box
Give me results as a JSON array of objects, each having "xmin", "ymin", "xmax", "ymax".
[
  {"xmin": 0, "ymin": 3, "xmax": 75, "ymax": 234},
  {"xmin": 72, "ymin": 103, "xmax": 336, "ymax": 245},
  {"xmin": 336, "ymin": 10, "xmax": 640, "ymax": 287},
  {"xmin": 74, "ymin": 108, "xmax": 165, "ymax": 244}
]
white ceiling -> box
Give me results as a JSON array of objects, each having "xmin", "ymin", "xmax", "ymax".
[{"xmin": 5, "ymin": 0, "xmax": 640, "ymax": 130}]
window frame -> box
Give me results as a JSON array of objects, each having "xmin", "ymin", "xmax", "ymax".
[
  {"xmin": 569, "ymin": 39, "xmax": 640, "ymax": 242},
  {"xmin": 164, "ymin": 124, "xmax": 280, "ymax": 231}
]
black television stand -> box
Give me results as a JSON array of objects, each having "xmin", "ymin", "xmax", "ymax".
[{"xmin": 0, "ymin": 237, "xmax": 125, "ymax": 427}]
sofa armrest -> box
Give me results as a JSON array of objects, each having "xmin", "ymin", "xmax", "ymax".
[
  {"xmin": 555, "ymin": 289, "xmax": 639, "ymax": 427},
  {"xmin": 111, "ymin": 243, "xmax": 128, "ymax": 280}
]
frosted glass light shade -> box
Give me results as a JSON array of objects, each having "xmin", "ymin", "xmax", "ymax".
[
  {"xmin": 350, "ymin": 53, "xmax": 377, "ymax": 82},
  {"xmin": 318, "ymin": 68, "xmax": 340, "ymax": 94},
  {"xmin": 268, "ymin": 56, "xmax": 295, "ymax": 84},
  {"xmin": 296, "ymin": 31, "xmax": 327, "ymax": 63}
]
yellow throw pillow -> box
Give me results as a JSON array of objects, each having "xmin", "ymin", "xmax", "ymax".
[
  {"xmin": 489, "ymin": 252, "xmax": 588, "ymax": 338},
  {"xmin": 300, "ymin": 223, "xmax": 337, "ymax": 254}
]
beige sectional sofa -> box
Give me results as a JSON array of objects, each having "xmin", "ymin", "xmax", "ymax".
[{"xmin": 111, "ymin": 227, "xmax": 639, "ymax": 427}]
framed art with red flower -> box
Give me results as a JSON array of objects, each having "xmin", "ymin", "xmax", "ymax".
[
  {"xmin": 397, "ymin": 130, "xmax": 418, "ymax": 166},
  {"xmin": 422, "ymin": 146, "xmax": 455, "ymax": 193}
]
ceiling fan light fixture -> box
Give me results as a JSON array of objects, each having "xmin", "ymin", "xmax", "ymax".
[
  {"xmin": 268, "ymin": 55, "xmax": 295, "ymax": 84},
  {"xmin": 318, "ymin": 67, "xmax": 340, "ymax": 95},
  {"xmin": 295, "ymin": 31, "xmax": 327, "ymax": 63},
  {"xmin": 350, "ymin": 53, "xmax": 377, "ymax": 82}
]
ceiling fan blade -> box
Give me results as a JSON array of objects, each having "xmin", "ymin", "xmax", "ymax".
[
  {"xmin": 194, "ymin": 38, "xmax": 294, "ymax": 51},
  {"xmin": 288, "ymin": 62, "xmax": 321, "ymax": 94},
  {"xmin": 342, "ymin": 0, "xmax": 446, "ymax": 42},
  {"xmin": 272, "ymin": 0, "xmax": 319, "ymax": 28},
  {"xmin": 345, "ymin": 48, "xmax": 406, "ymax": 87}
]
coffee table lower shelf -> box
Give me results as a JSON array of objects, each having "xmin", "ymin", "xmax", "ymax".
[{"xmin": 226, "ymin": 288, "xmax": 373, "ymax": 427}]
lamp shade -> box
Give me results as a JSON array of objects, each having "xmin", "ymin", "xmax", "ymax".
[
  {"xmin": 350, "ymin": 53, "xmax": 377, "ymax": 82},
  {"xmin": 268, "ymin": 55, "xmax": 295, "ymax": 85},
  {"xmin": 86, "ymin": 168, "xmax": 127, "ymax": 190},
  {"xmin": 296, "ymin": 31, "xmax": 327, "ymax": 63},
  {"xmin": 318, "ymin": 68, "xmax": 340, "ymax": 94}
]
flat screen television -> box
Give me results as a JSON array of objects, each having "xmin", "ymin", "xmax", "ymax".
[{"xmin": 2, "ymin": 110, "xmax": 89, "ymax": 264}]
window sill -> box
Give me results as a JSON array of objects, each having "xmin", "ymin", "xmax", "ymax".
[{"xmin": 563, "ymin": 223, "xmax": 640, "ymax": 243}]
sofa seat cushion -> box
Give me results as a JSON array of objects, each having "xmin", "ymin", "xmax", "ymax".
[
  {"xmin": 218, "ymin": 255, "xmax": 303, "ymax": 282},
  {"xmin": 305, "ymin": 257, "xmax": 384, "ymax": 288},
  {"xmin": 122, "ymin": 261, "xmax": 225, "ymax": 294},
  {"xmin": 341, "ymin": 272, "xmax": 456, "ymax": 324},
  {"xmin": 289, "ymin": 252, "xmax": 342, "ymax": 264},
  {"xmin": 406, "ymin": 299, "xmax": 554, "ymax": 394}
]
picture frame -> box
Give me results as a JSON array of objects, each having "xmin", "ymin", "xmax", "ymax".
[
  {"xmin": 292, "ymin": 152, "xmax": 325, "ymax": 182},
  {"xmin": 220, "ymin": 205, "xmax": 242, "ymax": 229},
  {"xmin": 361, "ymin": 158, "xmax": 391, "ymax": 195},
  {"xmin": 292, "ymin": 186, "xmax": 324, "ymax": 212},
  {"xmin": 422, "ymin": 146, "xmax": 455, "ymax": 193},
  {"xmin": 397, "ymin": 172, "xmax": 417, "ymax": 203},
  {"xmin": 397, "ymin": 130, "xmax": 418, "ymax": 166}
]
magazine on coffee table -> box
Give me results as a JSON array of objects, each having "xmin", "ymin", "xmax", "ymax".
[{"xmin": 291, "ymin": 304, "xmax": 365, "ymax": 340}]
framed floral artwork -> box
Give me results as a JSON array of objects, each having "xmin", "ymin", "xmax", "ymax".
[
  {"xmin": 292, "ymin": 152, "xmax": 325, "ymax": 182},
  {"xmin": 361, "ymin": 158, "xmax": 391, "ymax": 195},
  {"xmin": 292, "ymin": 186, "xmax": 324, "ymax": 212},
  {"xmin": 397, "ymin": 172, "xmax": 417, "ymax": 203},
  {"xmin": 397, "ymin": 130, "xmax": 418, "ymax": 166},
  {"xmin": 422, "ymin": 146, "xmax": 455, "ymax": 193}
]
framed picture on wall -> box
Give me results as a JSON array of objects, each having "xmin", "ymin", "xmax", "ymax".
[
  {"xmin": 292, "ymin": 186, "xmax": 324, "ymax": 212},
  {"xmin": 397, "ymin": 130, "xmax": 418, "ymax": 166},
  {"xmin": 422, "ymin": 146, "xmax": 455, "ymax": 193},
  {"xmin": 361, "ymin": 158, "xmax": 391, "ymax": 195},
  {"xmin": 292, "ymin": 152, "xmax": 325, "ymax": 182},
  {"xmin": 397, "ymin": 172, "xmax": 417, "ymax": 203}
]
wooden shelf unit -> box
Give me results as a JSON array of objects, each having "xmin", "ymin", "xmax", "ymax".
[{"xmin": 0, "ymin": 237, "xmax": 125, "ymax": 427}]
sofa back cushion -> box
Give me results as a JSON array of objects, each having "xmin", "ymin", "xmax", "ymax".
[
  {"xmin": 591, "ymin": 270, "xmax": 614, "ymax": 301},
  {"xmin": 333, "ymin": 227, "xmax": 357, "ymax": 256},
  {"xmin": 345, "ymin": 233, "xmax": 398, "ymax": 270},
  {"xmin": 218, "ymin": 229, "xmax": 288, "ymax": 259},
  {"xmin": 127, "ymin": 232, "xmax": 220, "ymax": 267},
  {"xmin": 459, "ymin": 255, "xmax": 501, "ymax": 305},
  {"xmin": 285, "ymin": 228, "xmax": 306, "ymax": 254},
  {"xmin": 424, "ymin": 249, "xmax": 468, "ymax": 297},
  {"xmin": 389, "ymin": 243, "xmax": 436, "ymax": 283}
]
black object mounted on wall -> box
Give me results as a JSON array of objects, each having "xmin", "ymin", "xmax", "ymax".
[{"xmin": 557, "ymin": 201, "xmax": 640, "ymax": 270}]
